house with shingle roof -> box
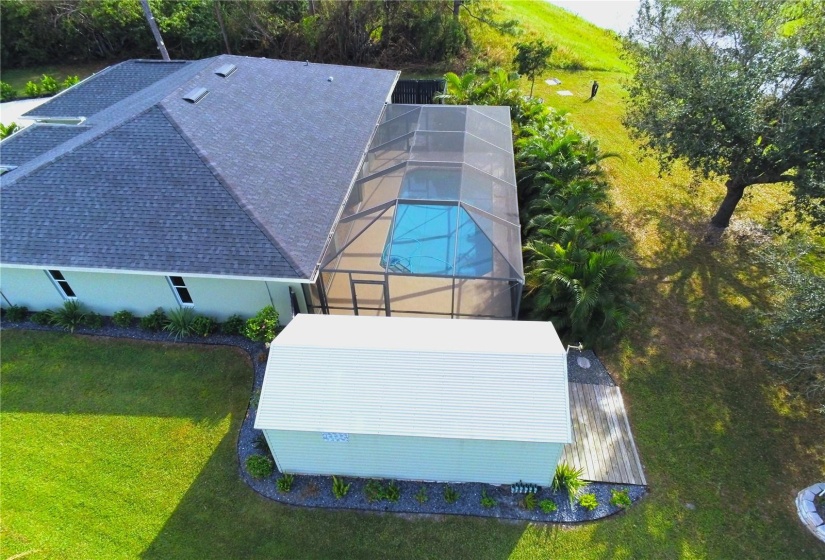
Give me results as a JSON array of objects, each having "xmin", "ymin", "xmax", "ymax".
[{"xmin": 0, "ymin": 56, "xmax": 523, "ymax": 323}]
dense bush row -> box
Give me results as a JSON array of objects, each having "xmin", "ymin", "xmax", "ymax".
[
  {"xmin": 1, "ymin": 301, "xmax": 280, "ymax": 342},
  {"xmin": 0, "ymin": 74, "xmax": 79, "ymax": 102},
  {"xmin": 0, "ymin": 1, "xmax": 513, "ymax": 70},
  {"xmin": 439, "ymin": 70, "xmax": 636, "ymax": 348}
]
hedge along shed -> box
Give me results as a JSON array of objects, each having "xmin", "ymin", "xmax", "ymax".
[{"xmin": 254, "ymin": 314, "xmax": 571, "ymax": 485}]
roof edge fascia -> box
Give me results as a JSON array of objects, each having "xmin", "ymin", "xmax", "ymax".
[{"xmin": 0, "ymin": 262, "xmax": 311, "ymax": 284}]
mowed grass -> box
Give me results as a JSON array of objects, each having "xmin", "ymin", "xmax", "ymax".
[
  {"xmin": 2, "ymin": 3, "xmax": 825, "ymax": 558},
  {"xmin": 499, "ymin": 1, "xmax": 629, "ymax": 72},
  {"xmin": 2, "ymin": 326, "xmax": 823, "ymax": 559},
  {"xmin": 0, "ymin": 331, "xmax": 251, "ymax": 559}
]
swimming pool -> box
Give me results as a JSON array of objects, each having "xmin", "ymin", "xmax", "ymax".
[{"xmin": 381, "ymin": 203, "xmax": 494, "ymax": 276}]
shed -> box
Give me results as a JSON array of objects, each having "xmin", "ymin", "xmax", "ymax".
[{"xmin": 254, "ymin": 314, "xmax": 571, "ymax": 485}]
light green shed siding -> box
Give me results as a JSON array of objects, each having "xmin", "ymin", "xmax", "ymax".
[
  {"xmin": 0, "ymin": 266, "xmax": 304, "ymax": 323},
  {"xmin": 264, "ymin": 429, "xmax": 563, "ymax": 486}
]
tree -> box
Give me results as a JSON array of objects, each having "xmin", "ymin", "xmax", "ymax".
[
  {"xmin": 624, "ymin": 0, "xmax": 825, "ymax": 234},
  {"xmin": 513, "ymin": 38, "xmax": 555, "ymax": 97}
]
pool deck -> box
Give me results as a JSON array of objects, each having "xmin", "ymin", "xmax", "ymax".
[{"xmin": 561, "ymin": 382, "xmax": 647, "ymax": 486}]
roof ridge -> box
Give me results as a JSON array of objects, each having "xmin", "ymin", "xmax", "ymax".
[{"xmin": 155, "ymin": 103, "xmax": 303, "ymax": 278}]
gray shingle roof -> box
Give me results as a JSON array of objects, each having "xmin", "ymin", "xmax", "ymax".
[
  {"xmin": 0, "ymin": 107, "xmax": 297, "ymax": 277},
  {"xmin": 0, "ymin": 125, "xmax": 89, "ymax": 167},
  {"xmin": 1, "ymin": 55, "xmax": 399, "ymax": 279},
  {"xmin": 163, "ymin": 57, "xmax": 399, "ymax": 277},
  {"xmin": 23, "ymin": 60, "xmax": 191, "ymax": 119}
]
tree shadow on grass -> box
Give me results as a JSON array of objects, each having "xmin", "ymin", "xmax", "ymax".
[
  {"xmin": 578, "ymin": 205, "xmax": 825, "ymax": 557},
  {"xmin": 624, "ymin": 203, "xmax": 776, "ymax": 371}
]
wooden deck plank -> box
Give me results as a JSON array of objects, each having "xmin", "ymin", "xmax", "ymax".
[
  {"xmin": 574, "ymin": 384, "xmax": 601, "ymax": 480},
  {"xmin": 604, "ymin": 384, "xmax": 643, "ymax": 485},
  {"xmin": 599, "ymin": 384, "xmax": 634, "ymax": 483},
  {"xmin": 599, "ymin": 383, "xmax": 635, "ymax": 483},
  {"xmin": 583, "ymin": 384, "xmax": 612, "ymax": 482},
  {"xmin": 569, "ymin": 385, "xmax": 589, "ymax": 475},
  {"xmin": 608, "ymin": 385, "xmax": 641, "ymax": 484},
  {"xmin": 611, "ymin": 386, "xmax": 645, "ymax": 485},
  {"xmin": 562, "ymin": 382, "xmax": 647, "ymax": 486},
  {"xmin": 614, "ymin": 386, "xmax": 647, "ymax": 485},
  {"xmin": 592, "ymin": 384, "xmax": 624, "ymax": 483}
]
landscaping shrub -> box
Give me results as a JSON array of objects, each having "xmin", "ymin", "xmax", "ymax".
[
  {"xmin": 24, "ymin": 81, "xmax": 40, "ymax": 97},
  {"xmin": 50, "ymin": 300, "xmax": 87, "ymax": 333},
  {"xmin": 365, "ymin": 479, "xmax": 385, "ymax": 503},
  {"xmin": 364, "ymin": 479, "xmax": 401, "ymax": 502},
  {"xmin": 539, "ymin": 499, "xmax": 558, "ymax": 513},
  {"xmin": 415, "ymin": 486, "xmax": 428, "ymax": 504},
  {"xmin": 332, "ymin": 476, "xmax": 351, "ymax": 499},
  {"xmin": 39, "ymin": 74, "xmax": 59, "ymax": 94},
  {"xmin": 552, "ymin": 462, "xmax": 586, "ymax": 504},
  {"xmin": 443, "ymin": 485, "xmax": 459, "ymax": 504},
  {"xmin": 480, "ymin": 490, "xmax": 496, "ymax": 508},
  {"xmin": 277, "ymin": 473, "xmax": 295, "ymax": 493},
  {"xmin": 191, "ymin": 315, "xmax": 217, "ymax": 337},
  {"xmin": 31, "ymin": 310, "xmax": 52, "ymax": 325},
  {"xmin": 139, "ymin": 308, "xmax": 167, "ymax": 332},
  {"xmin": 522, "ymin": 492, "xmax": 537, "ymax": 511},
  {"xmin": 610, "ymin": 488, "xmax": 632, "ymax": 508},
  {"xmin": 0, "ymin": 122, "xmax": 20, "ymax": 139},
  {"xmin": 578, "ymin": 493, "xmax": 598, "ymax": 511},
  {"xmin": 112, "ymin": 310, "xmax": 134, "ymax": 328},
  {"xmin": 246, "ymin": 454, "xmax": 274, "ymax": 479},
  {"xmin": 165, "ymin": 307, "xmax": 196, "ymax": 340},
  {"xmin": 62, "ymin": 75, "xmax": 80, "ymax": 89},
  {"xmin": 244, "ymin": 305, "xmax": 279, "ymax": 342},
  {"xmin": 221, "ymin": 314, "xmax": 245, "ymax": 336},
  {"xmin": 3, "ymin": 305, "xmax": 28, "ymax": 322},
  {"xmin": 85, "ymin": 312, "xmax": 104, "ymax": 329},
  {"xmin": 385, "ymin": 481, "xmax": 400, "ymax": 503},
  {"xmin": 0, "ymin": 81, "xmax": 17, "ymax": 101}
]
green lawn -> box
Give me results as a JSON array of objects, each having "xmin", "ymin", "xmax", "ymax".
[
  {"xmin": 2, "ymin": 2, "xmax": 825, "ymax": 558},
  {"xmin": 2, "ymin": 319, "xmax": 824, "ymax": 560}
]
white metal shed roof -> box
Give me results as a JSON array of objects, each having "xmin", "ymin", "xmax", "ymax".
[{"xmin": 254, "ymin": 314, "xmax": 571, "ymax": 443}]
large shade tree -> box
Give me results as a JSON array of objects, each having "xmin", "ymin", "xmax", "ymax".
[{"xmin": 624, "ymin": 0, "xmax": 825, "ymax": 232}]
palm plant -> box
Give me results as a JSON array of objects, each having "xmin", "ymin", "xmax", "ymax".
[
  {"xmin": 50, "ymin": 300, "xmax": 87, "ymax": 333},
  {"xmin": 436, "ymin": 71, "xmax": 480, "ymax": 104},
  {"xmin": 164, "ymin": 307, "xmax": 197, "ymax": 340},
  {"xmin": 524, "ymin": 238, "xmax": 636, "ymax": 347}
]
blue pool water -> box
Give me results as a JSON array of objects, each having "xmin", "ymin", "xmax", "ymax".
[{"xmin": 381, "ymin": 203, "xmax": 494, "ymax": 276}]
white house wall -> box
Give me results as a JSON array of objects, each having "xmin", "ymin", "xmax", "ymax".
[
  {"xmin": 0, "ymin": 266, "xmax": 304, "ymax": 322},
  {"xmin": 263, "ymin": 429, "xmax": 564, "ymax": 486}
]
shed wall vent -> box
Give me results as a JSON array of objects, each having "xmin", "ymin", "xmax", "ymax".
[
  {"xmin": 183, "ymin": 87, "xmax": 209, "ymax": 104},
  {"xmin": 214, "ymin": 63, "xmax": 237, "ymax": 77}
]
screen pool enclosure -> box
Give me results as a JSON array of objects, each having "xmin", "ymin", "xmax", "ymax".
[{"xmin": 317, "ymin": 105, "xmax": 524, "ymax": 320}]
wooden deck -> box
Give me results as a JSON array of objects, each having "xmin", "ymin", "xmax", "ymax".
[{"xmin": 561, "ymin": 382, "xmax": 647, "ymax": 486}]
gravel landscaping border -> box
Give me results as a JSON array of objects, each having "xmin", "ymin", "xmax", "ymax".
[{"xmin": 3, "ymin": 317, "xmax": 647, "ymax": 523}]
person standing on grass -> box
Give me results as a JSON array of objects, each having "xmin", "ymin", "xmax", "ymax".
[{"xmin": 590, "ymin": 80, "xmax": 599, "ymax": 99}]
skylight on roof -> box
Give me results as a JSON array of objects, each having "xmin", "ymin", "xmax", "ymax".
[
  {"xmin": 183, "ymin": 87, "xmax": 209, "ymax": 104},
  {"xmin": 214, "ymin": 63, "xmax": 237, "ymax": 78}
]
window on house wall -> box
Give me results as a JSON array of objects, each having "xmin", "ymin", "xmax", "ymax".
[
  {"xmin": 46, "ymin": 270, "xmax": 76, "ymax": 299},
  {"xmin": 168, "ymin": 276, "xmax": 194, "ymax": 306}
]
